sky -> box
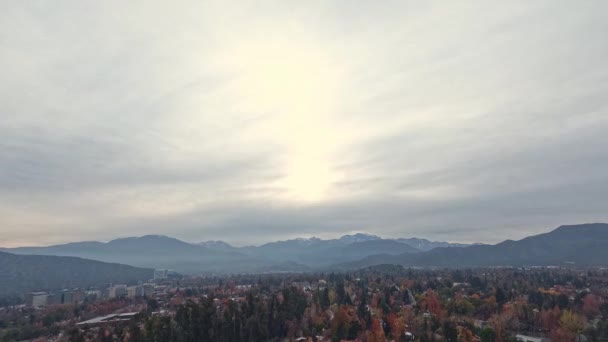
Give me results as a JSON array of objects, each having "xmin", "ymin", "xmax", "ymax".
[{"xmin": 1, "ymin": 1, "xmax": 607, "ymax": 247}]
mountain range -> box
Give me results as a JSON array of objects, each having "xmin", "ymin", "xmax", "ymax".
[
  {"xmin": 339, "ymin": 223, "xmax": 608, "ymax": 269},
  {"xmin": 2, "ymin": 224, "xmax": 607, "ymax": 277},
  {"xmin": 0, "ymin": 233, "xmax": 471, "ymax": 274}
]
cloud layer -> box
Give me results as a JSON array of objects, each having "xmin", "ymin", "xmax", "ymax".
[{"xmin": 1, "ymin": 1, "xmax": 607, "ymax": 246}]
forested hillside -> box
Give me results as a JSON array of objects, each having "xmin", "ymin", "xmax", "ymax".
[{"xmin": 0, "ymin": 252, "xmax": 153, "ymax": 296}]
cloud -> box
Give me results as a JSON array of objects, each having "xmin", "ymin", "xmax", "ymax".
[{"xmin": 1, "ymin": 1, "xmax": 607, "ymax": 247}]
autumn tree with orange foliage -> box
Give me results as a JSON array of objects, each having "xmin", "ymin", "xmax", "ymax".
[
  {"xmin": 582, "ymin": 294, "xmax": 601, "ymax": 318},
  {"xmin": 457, "ymin": 326, "xmax": 475, "ymax": 342},
  {"xmin": 539, "ymin": 306, "xmax": 561, "ymax": 331},
  {"xmin": 331, "ymin": 305, "xmax": 351, "ymax": 342},
  {"xmin": 386, "ymin": 312, "xmax": 405, "ymax": 341},
  {"xmin": 422, "ymin": 290, "xmax": 443, "ymax": 320},
  {"xmin": 551, "ymin": 310, "xmax": 585, "ymax": 342},
  {"xmin": 489, "ymin": 306, "xmax": 518, "ymax": 342},
  {"xmin": 366, "ymin": 318, "xmax": 386, "ymax": 342}
]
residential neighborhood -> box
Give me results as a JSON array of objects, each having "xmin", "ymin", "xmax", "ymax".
[{"xmin": 2, "ymin": 266, "xmax": 607, "ymax": 341}]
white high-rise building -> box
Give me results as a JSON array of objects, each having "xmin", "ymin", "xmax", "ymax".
[{"xmin": 154, "ymin": 269, "xmax": 168, "ymax": 280}]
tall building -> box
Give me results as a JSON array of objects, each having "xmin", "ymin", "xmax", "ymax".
[
  {"xmin": 127, "ymin": 285, "xmax": 145, "ymax": 298},
  {"xmin": 154, "ymin": 269, "xmax": 168, "ymax": 280},
  {"xmin": 26, "ymin": 292, "xmax": 48, "ymax": 307},
  {"xmin": 62, "ymin": 291, "xmax": 73, "ymax": 304},
  {"xmin": 143, "ymin": 284, "xmax": 155, "ymax": 296},
  {"xmin": 86, "ymin": 290, "xmax": 102, "ymax": 301},
  {"xmin": 46, "ymin": 293, "xmax": 63, "ymax": 305},
  {"xmin": 71, "ymin": 289, "xmax": 85, "ymax": 304},
  {"xmin": 108, "ymin": 285, "xmax": 127, "ymax": 298}
]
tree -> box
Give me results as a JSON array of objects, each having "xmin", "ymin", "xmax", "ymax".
[
  {"xmin": 68, "ymin": 328, "xmax": 85, "ymax": 342},
  {"xmin": 145, "ymin": 316, "xmax": 176, "ymax": 342},
  {"xmin": 552, "ymin": 310, "xmax": 585, "ymax": 342},
  {"xmin": 358, "ymin": 294, "xmax": 370, "ymax": 327},
  {"xmin": 540, "ymin": 306, "xmax": 561, "ymax": 331},
  {"xmin": 457, "ymin": 326, "xmax": 474, "ymax": 342},
  {"xmin": 320, "ymin": 288, "xmax": 330, "ymax": 310},
  {"xmin": 199, "ymin": 297, "xmax": 218, "ymax": 341},
  {"xmin": 386, "ymin": 312, "xmax": 405, "ymax": 341},
  {"xmin": 600, "ymin": 302, "xmax": 608, "ymax": 318},
  {"xmin": 424, "ymin": 290, "xmax": 442, "ymax": 319},
  {"xmin": 443, "ymin": 320, "xmax": 458, "ymax": 342},
  {"xmin": 455, "ymin": 299, "xmax": 474, "ymax": 316},
  {"xmin": 582, "ymin": 294, "xmax": 601, "ymax": 318},
  {"xmin": 147, "ymin": 298, "xmax": 160, "ymax": 312},
  {"xmin": 489, "ymin": 309, "xmax": 516, "ymax": 342},
  {"xmin": 331, "ymin": 306, "xmax": 350, "ymax": 342},
  {"xmin": 367, "ymin": 318, "xmax": 386, "ymax": 342},
  {"xmin": 494, "ymin": 287, "xmax": 507, "ymax": 306},
  {"xmin": 479, "ymin": 328, "xmax": 496, "ymax": 342},
  {"xmin": 127, "ymin": 323, "xmax": 144, "ymax": 342},
  {"xmin": 175, "ymin": 300, "xmax": 203, "ymax": 342},
  {"xmin": 348, "ymin": 319, "xmax": 362, "ymax": 340},
  {"xmin": 336, "ymin": 280, "xmax": 346, "ymax": 305},
  {"xmin": 280, "ymin": 287, "xmax": 307, "ymax": 320},
  {"xmin": 556, "ymin": 294, "xmax": 569, "ymax": 310}
]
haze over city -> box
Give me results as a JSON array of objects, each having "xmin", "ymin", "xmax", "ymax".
[{"xmin": 1, "ymin": 1, "xmax": 607, "ymax": 248}]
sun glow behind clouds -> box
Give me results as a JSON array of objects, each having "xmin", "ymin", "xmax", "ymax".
[{"xmin": 220, "ymin": 37, "xmax": 346, "ymax": 202}]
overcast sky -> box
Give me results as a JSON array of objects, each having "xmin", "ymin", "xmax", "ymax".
[{"xmin": 1, "ymin": 1, "xmax": 607, "ymax": 247}]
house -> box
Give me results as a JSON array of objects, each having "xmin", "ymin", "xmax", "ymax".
[
  {"xmin": 292, "ymin": 281, "xmax": 312, "ymax": 291},
  {"xmin": 474, "ymin": 320, "xmax": 489, "ymax": 329},
  {"xmin": 404, "ymin": 331, "xmax": 415, "ymax": 341},
  {"xmin": 453, "ymin": 282, "xmax": 472, "ymax": 290},
  {"xmin": 404, "ymin": 288, "xmax": 417, "ymax": 306},
  {"xmin": 515, "ymin": 334, "xmax": 551, "ymax": 342},
  {"xmin": 77, "ymin": 312, "xmax": 140, "ymax": 327}
]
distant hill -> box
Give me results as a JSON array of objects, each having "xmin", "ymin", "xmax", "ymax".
[
  {"xmin": 0, "ymin": 232, "xmax": 482, "ymax": 274},
  {"xmin": 5, "ymin": 224, "xmax": 605, "ymax": 297},
  {"xmin": 394, "ymin": 237, "xmax": 476, "ymax": 251},
  {"xmin": 197, "ymin": 240, "xmax": 235, "ymax": 250},
  {"xmin": 339, "ymin": 240, "xmax": 420, "ymax": 258},
  {"xmin": 238, "ymin": 234, "xmax": 421, "ymax": 268},
  {"xmin": 1, "ymin": 235, "xmax": 268, "ymax": 274},
  {"xmin": 338, "ymin": 223, "xmax": 608, "ymax": 269},
  {"xmin": 0, "ymin": 251, "xmax": 152, "ymax": 297}
]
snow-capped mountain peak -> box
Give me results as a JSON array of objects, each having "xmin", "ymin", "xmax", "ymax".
[{"xmin": 338, "ymin": 233, "xmax": 381, "ymax": 244}]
